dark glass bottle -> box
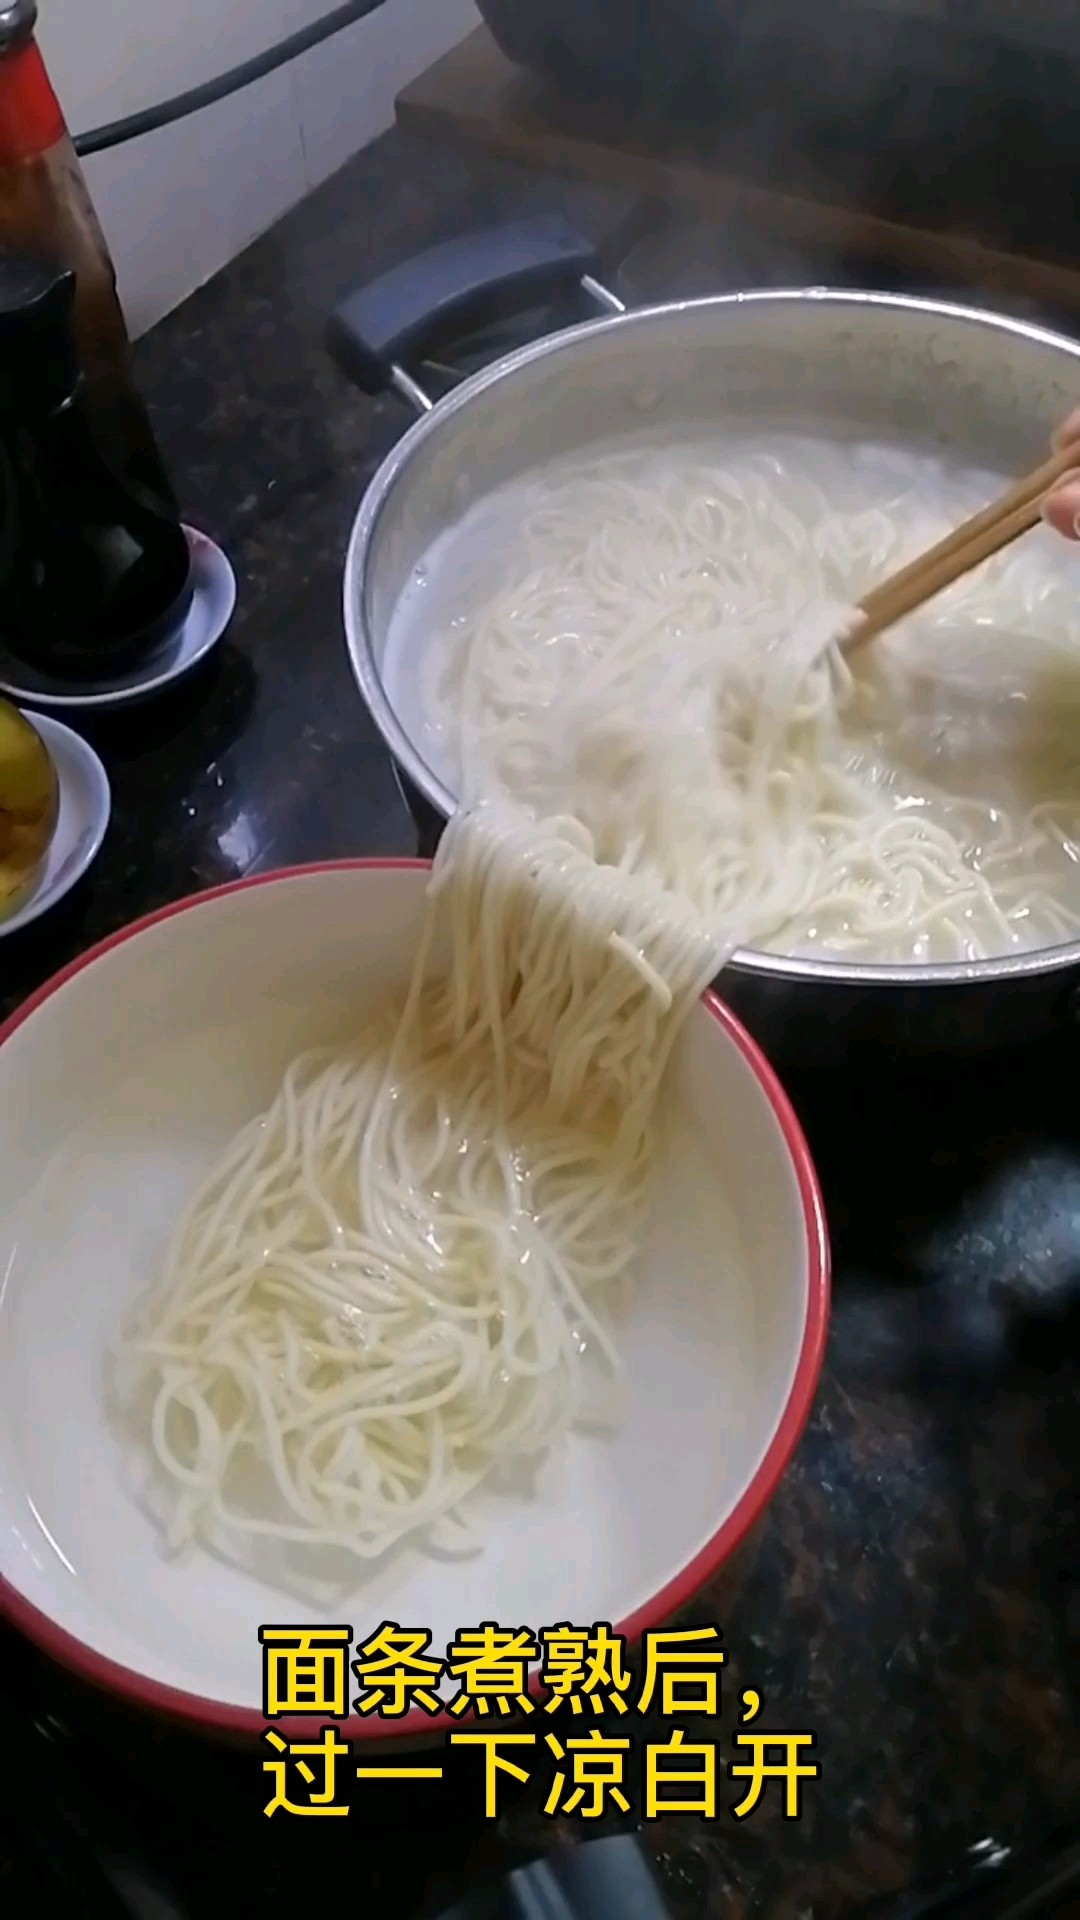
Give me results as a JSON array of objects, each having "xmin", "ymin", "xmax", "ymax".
[
  {"xmin": 0, "ymin": 247, "xmax": 193, "ymax": 675},
  {"xmin": 0, "ymin": 0, "xmax": 180, "ymax": 520}
]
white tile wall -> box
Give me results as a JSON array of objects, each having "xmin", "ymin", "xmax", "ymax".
[
  {"xmin": 34, "ymin": 0, "xmax": 479, "ymax": 336},
  {"xmin": 286, "ymin": 0, "xmax": 477, "ymax": 192}
]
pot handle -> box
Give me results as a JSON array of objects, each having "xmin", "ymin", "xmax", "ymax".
[{"xmin": 325, "ymin": 216, "xmax": 624, "ymax": 414}]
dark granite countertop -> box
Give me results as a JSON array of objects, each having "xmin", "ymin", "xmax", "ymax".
[{"xmin": 2, "ymin": 125, "xmax": 1079, "ymax": 1920}]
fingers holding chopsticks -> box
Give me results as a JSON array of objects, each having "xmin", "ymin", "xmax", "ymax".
[{"xmin": 1042, "ymin": 482, "xmax": 1080, "ymax": 541}]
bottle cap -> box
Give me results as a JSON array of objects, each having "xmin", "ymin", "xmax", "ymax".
[
  {"xmin": 0, "ymin": 246, "xmax": 78, "ymax": 416},
  {"xmin": 0, "ymin": 2, "xmax": 37, "ymax": 54}
]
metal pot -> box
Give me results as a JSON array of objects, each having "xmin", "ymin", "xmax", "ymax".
[{"xmin": 327, "ymin": 217, "xmax": 1080, "ymax": 1066}]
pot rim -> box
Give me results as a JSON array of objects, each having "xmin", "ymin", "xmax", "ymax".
[{"xmin": 342, "ymin": 284, "xmax": 1080, "ymax": 991}]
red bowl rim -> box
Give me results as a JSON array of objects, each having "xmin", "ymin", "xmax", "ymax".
[{"xmin": 0, "ymin": 858, "xmax": 830, "ymax": 1743}]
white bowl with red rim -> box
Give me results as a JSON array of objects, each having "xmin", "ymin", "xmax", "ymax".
[{"xmin": 0, "ymin": 860, "xmax": 829, "ymax": 1743}]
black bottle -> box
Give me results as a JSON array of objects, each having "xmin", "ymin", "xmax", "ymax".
[
  {"xmin": 0, "ymin": 246, "xmax": 192, "ymax": 677},
  {"xmin": 0, "ymin": 1, "xmax": 182, "ymax": 524}
]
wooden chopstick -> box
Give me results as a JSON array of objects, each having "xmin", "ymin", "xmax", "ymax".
[{"xmin": 844, "ymin": 442, "xmax": 1079, "ymax": 652}]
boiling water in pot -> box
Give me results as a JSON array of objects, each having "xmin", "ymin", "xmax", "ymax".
[{"xmin": 382, "ymin": 428, "xmax": 1080, "ymax": 965}]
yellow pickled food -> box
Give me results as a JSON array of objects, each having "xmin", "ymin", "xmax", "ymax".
[{"xmin": 0, "ymin": 701, "xmax": 59, "ymax": 921}]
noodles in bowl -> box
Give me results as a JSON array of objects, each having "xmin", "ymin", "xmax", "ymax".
[
  {"xmin": 0, "ymin": 855, "xmax": 825, "ymax": 1722},
  {"xmin": 116, "ymin": 804, "xmax": 727, "ymax": 1573},
  {"xmin": 385, "ymin": 430, "xmax": 1080, "ymax": 966}
]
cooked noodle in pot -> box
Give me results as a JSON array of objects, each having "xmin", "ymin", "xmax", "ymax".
[{"xmin": 401, "ymin": 432, "xmax": 1080, "ymax": 964}]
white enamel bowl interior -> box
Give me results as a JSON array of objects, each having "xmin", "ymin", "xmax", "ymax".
[{"xmin": 0, "ymin": 864, "xmax": 826, "ymax": 1734}]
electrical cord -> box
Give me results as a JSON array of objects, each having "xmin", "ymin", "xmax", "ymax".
[{"xmin": 72, "ymin": 0, "xmax": 388, "ymax": 158}]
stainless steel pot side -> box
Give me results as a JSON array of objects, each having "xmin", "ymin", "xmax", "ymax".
[{"xmin": 341, "ymin": 287, "xmax": 1080, "ymax": 1064}]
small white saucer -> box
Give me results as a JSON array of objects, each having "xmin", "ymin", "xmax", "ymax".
[
  {"xmin": 0, "ymin": 716, "xmax": 111, "ymax": 937},
  {"xmin": 0, "ymin": 529, "xmax": 236, "ymax": 713}
]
